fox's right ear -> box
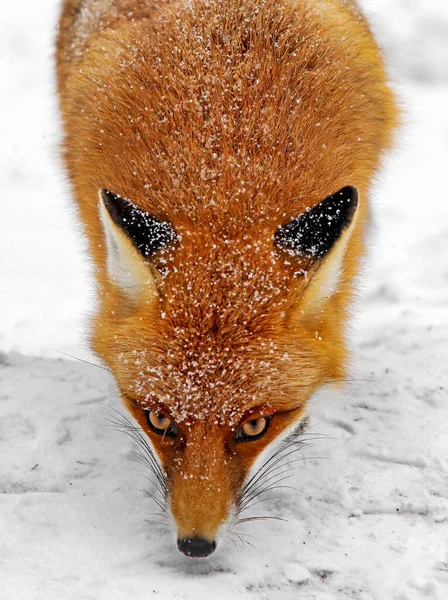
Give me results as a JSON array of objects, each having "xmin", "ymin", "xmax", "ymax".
[{"xmin": 98, "ymin": 189, "xmax": 177, "ymax": 300}]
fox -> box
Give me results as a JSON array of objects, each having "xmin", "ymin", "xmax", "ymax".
[{"xmin": 56, "ymin": 0, "xmax": 397, "ymax": 558}]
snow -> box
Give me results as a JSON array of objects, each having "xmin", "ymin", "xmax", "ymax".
[
  {"xmin": 0, "ymin": 0, "xmax": 91, "ymax": 359},
  {"xmin": 284, "ymin": 563, "xmax": 311, "ymax": 584},
  {"xmin": 1, "ymin": 1, "xmax": 448, "ymax": 599}
]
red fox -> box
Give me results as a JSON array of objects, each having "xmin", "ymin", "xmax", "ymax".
[{"xmin": 56, "ymin": 0, "xmax": 397, "ymax": 557}]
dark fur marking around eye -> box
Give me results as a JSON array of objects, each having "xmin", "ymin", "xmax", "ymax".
[
  {"xmin": 274, "ymin": 186, "xmax": 358, "ymax": 259},
  {"xmin": 101, "ymin": 189, "xmax": 177, "ymax": 257}
]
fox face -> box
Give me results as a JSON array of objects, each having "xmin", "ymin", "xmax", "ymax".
[
  {"xmin": 93, "ymin": 185, "xmax": 358, "ymax": 556},
  {"xmin": 57, "ymin": 0, "xmax": 396, "ymax": 558}
]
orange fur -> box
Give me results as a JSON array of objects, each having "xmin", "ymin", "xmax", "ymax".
[{"xmin": 56, "ymin": 0, "xmax": 397, "ymax": 547}]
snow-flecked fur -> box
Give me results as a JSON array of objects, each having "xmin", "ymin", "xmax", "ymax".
[{"xmin": 56, "ymin": 0, "xmax": 397, "ymax": 545}]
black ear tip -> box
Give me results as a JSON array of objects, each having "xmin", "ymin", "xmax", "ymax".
[
  {"xmin": 100, "ymin": 188, "xmax": 119, "ymax": 209},
  {"xmin": 100, "ymin": 189, "xmax": 176, "ymax": 257},
  {"xmin": 100, "ymin": 188, "xmax": 114, "ymax": 205},
  {"xmin": 100, "ymin": 189, "xmax": 128, "ymax": 227},
  {"xmin": 338, "ymin": 184, "xmax": 358, "ymax": 209},
  {"xmin": 274, "ymin": 185, "xmax": 359, "ymax": 259},
  {"xmin": 339, "ymin": 185, "xmax": 358, "ymax": 200},
  {"xmin": 333, "ymin": 185, "xmax": 358, "ymax": 224}
]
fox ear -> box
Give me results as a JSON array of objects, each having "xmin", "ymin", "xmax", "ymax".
[
  {"xmin": 275, "ymin": 186, "xmax": 359, "ymax": 309},
  {"xmin": 275, "ymin": 186, "xmax": 358, "ymax": 259},
  {"xmin": 99, "ymin": 189, "xmax": 176, "ymax": 299}
]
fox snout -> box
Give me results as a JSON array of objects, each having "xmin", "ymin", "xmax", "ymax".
[
  {"xmin": 126, "ymin": 407, "xmax": 298, "ymax": 558},
  {"xmin": 167, "ymin": 425, "xmax": 238, "ymax": 558}
]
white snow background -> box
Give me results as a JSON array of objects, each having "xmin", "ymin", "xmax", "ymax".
[{"xmin": 1, "ymin": 1, "xmax": 448, "ymax": 599}]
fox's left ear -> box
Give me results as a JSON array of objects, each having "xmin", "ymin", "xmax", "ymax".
[
  {"xmin": 99, "ymin": 189, "xmax": 177, "ymax": 300},
  {"xmin": 275, "ymin": 186, "xmax": 359, "ymax": 310}
]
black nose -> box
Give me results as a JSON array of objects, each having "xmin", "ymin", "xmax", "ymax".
[{"xmin": 177, "ymin": 537, "xmax": 216, "ymax": 558}]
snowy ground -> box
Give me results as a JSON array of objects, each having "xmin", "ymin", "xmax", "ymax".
[{"xmin": 1, "ymin": 1, "xmax": 448, "ymax": 599}]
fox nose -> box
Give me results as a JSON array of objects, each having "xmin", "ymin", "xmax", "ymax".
[{"xmin": 177, "ymin": 537, "xmax": 216, "ymax": 558}]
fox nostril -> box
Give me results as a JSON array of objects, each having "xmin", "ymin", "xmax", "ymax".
[{"xmin": 177, "ymin": 537, "xmax": 216, "ymax": 558}]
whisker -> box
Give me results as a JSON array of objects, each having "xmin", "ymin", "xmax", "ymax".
[
  {"xmin": 244, "ymin": 454, "xmax": 314, "ymax": 487},
  {"xmin": 141, "ymin": 473, "xmax": 168, "ymax": 500},
  {"xmin": 239, "ymin": 537, "xmax": 257, "ymax": 552},
  {"xmin": 237, "ymin": 516, "xmax": 288, "ymax": 524},
  {"xmin": 238, "ymin": 476, "xmax": 303, "ymax": 514},
  {"xmin": 232, "ymin": 422, "xmax": 329, "ymax": 543},
  {"xmin": 230, "ymin": 536, "xmax": 239, "ymax": 551},
  {"xmin": 235, "ymin": 496, "xmax": 281, "ymax": 513},
  {"xmin": 145, "ymin": 519, "xmax": 169, "ymax": 527},
  {"xmin": 237, "ymin": 475, "xmax": 306, "ymax": 515},
  {"xmin": 52, "ymin": 348, "xmax": 111, "ymax": 372},
  {"xmin": 123, "ymin": 441, "xmax": 166, "ymax": 492},
  {"xmin": 240, "ymin": 443, "xmax": 309, "ymax": 490},
  {"xmin": 241, "ymin": 433, "xmax": 311, "ymax": 486},
  {"xmin": 323, "ymin": 376, "xmax": 390, "ymax": 390},
  {"xmin": 240, "ymin": 428, "xmax": 328, "ymax": 500},
  {"xmin": 233, "ymin": 532, "xmax": 246, "ymax": 549},
  {"xmin": 247, "ymin": 445, "xmax": 317, "ymax": 482},
  {"xmin": 146, "ymin": 511, "xmax": 169, "ymax": 519},
  {"xmin": 135, "ymin": 488, "xmax": 167, "ymax": 512},
  {"xmin": 104, "ymin": 408, "xmax": 173, "ymax": 541},
  {"xmin": 239, "ymin": 440, "xmax": 311, "ymax": 502},
  {"xmin": 234, "ymin": 531, "xmax": 257, "ymax": 551},
  {"xmin": 107, "ymin": 410, "xmax": 166, "ymax": 490},
  {"xmin": 141, "ymin": 489, "xmax": 167, "ymax": 510},
  {"xmin": 159, "ymin": 530, "xmax": 170, "ymax": 540},
  {"xmin": 239, "ymin": 472, "xmax": 296, "ymax": 511},
  {"xmin": 236, "ymin": 531, "xmax": 259, "ymax": 541},
  {"xmin": 239, "ymin": 477, "xmax": 294, "ymax": 509}
]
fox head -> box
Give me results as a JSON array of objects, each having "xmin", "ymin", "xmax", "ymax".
[
  {"xmin": 57, "ymin": 0, "xmax": 396, "ymax": 558},
  {"xmin": 93, "ymin": 184, "xmax": 359, "ymax": 556}
]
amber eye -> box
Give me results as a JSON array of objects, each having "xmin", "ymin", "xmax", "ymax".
[
  {"xmin": 146, "ymin": 410, "xmax": 178, "ymax": 437},
  {"xmin": 235, "ymin": 416, "xmax": 270, "ymax": 442}
]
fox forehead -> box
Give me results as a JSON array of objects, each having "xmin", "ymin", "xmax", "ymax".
[
  {"xmin": 156, "ymin": 226, "xmax": 310, "ymax": 317},
  {"xmin": 114, "ymin": 321, "xmax": 317, "ymax": 425}
]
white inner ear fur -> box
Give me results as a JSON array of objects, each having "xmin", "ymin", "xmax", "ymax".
[
  {"xmin": 301, "ymin": 203, "xmax": 359, "ymax": 314},
  {"xmin": 99, "ymin": 192, "xmax": 158, "ymax": 300}
]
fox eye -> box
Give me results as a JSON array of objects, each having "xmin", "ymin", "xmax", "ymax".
[
  {"xmin": 235, "ymin": 417, "xmax": 270, "ymax": 442},
  {"xmin": 146, "ymin": 410, "xmax": 178, "ymax": 437}
]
